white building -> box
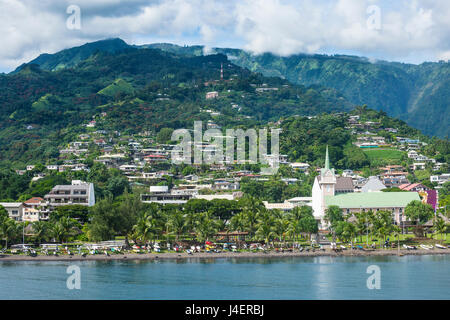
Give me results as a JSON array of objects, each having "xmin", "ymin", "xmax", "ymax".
[
  {"xmin": 431, "ymin": 174, "xmax": 450, "ymax": 187},
  {"xmin": 312, "ymin": 147, "xmax": 421, "ymax": 229},
  {"xmin": 44, "ymin": 180, "xmax": 95, "ymax": 207},
  {"xmin": 312, "ymin": 147, "xmax": 337, "ymax": 228},
  {"xmin": 0, "ymin": 202, "xmax": 25, "ymax": 221}
]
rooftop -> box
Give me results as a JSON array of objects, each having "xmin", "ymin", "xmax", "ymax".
[{"xmin": 325, "ymin": 192, "xmax": 420, "ymax": 208}]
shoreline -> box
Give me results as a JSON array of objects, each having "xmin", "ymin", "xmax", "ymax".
[{"xmin": 1, "ymin": 248, "xmax": 450, "ymax": 262}]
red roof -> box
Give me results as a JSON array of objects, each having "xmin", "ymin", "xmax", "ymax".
[
  {"xmin": 24, "ymin": 197, "xmax": 44, "ymax": 204},
  {"xmin": 399, "ymin": 183, "xmax": 426, "ymax": 191}
]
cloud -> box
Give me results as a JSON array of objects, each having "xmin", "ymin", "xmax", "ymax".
[{"xmin": 0, "ymin": 0, "xmax": 449, "ymax": 72}]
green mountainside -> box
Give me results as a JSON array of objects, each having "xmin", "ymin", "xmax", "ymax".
[
  {"xmin": 14, "ymin": 38, "xmax": 130, "ymax": 72},
  {"xmin": 144, "ymin": 43, "xmax": 450, "ymax": 138},
  {"xmin": 19, "ymin": 39, "xmax": 449, "ymax": 137},
  {"xmin": 0, "ymin": 43, "xmax": 350, "ymax": 167}
]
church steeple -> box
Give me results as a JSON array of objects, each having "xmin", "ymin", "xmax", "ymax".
[{"xmin": 325, "ymin": 145, "xmax": 330, "ymax": 170}]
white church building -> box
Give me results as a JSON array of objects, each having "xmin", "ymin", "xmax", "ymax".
[{"xmin": 312, "ymin": 146, "xmax": 420, "ymax": 229}]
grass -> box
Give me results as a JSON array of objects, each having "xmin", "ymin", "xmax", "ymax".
[
  {"xmin": 328, "ymin": 233, "xmax": 450, "ymax": 247},
  {"xmin": 98, "ymin": 78, "xmax": 135, "ymax": 97},
  {"xmin": 363, "ymin": 148, "xmax": 404, "ymax": 161}
]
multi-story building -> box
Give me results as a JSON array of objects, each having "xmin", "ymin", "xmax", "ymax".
[
  {"xmin": 140, "ymin": 186, "xmax": 192, "ymax": 205},
  {"xmin": 44, "ymin": 180, "xmax": 95, "ymax": 207},
  {"xmin": 23, "ymin": 197, "xmax": 50, "ymax": 222}
]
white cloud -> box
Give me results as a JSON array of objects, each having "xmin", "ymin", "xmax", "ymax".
[{"xmin": 0, "ymin": 0, "xmax": 449, "ymax": 72}]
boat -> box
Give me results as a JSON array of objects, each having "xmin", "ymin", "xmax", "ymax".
[
  {"xmin": 419, "ymin": 244, "xmax": 432, "ymax": 250},
  {"xmin": 339, "ymin": 245, "xmax": 347, "ymax": 250},
  {"xmin": 435, "ymin": 244, "xmax": 447, "ymax": 249}
]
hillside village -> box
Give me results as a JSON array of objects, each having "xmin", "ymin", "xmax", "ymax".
[
  {"xmin": 2, "ymin": 106, "xmax": 448, "ymax": 230},
  {"xmin": 0, "ymin": 43, "xmax": 448, "ymax": 251}
]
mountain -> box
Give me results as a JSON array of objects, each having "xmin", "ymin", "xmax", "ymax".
[
  {"xmin": 14, "ymin": 38, "xmax": 130, "ymax": 72},
  {"xmin": 0, "ymin": 40, "xmax": 351, "ymax": 166},
  {"xmin": 144, "ymin": 43, "xmax": 450, "ymax": 138},
  {"xmin": 19, "ymin": 39, "xmax": 449, "ymax": 137}
]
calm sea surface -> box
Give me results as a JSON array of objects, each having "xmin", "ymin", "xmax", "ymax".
[{"xmin": 1, "ymin": 255, "xmax": 449, "ymax": 299}]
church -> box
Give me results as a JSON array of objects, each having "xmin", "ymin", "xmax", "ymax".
[{"xmin": 312, "ymin": 146, "xmax": 421, "ymax": 229}]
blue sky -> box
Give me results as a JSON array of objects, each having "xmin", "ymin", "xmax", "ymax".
[{"xmin": 1, "ymin": 0, "xmax": 449, "ymax": 73}]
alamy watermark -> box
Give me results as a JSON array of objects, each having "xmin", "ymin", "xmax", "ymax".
[
  {"xmin": 171, "ymin": 121, "xmax": 281, "ymax": 174},
  {"xmin": 66, "ymin": 5, "xmax": 81, "ymax": 30},
  {"xmin": 367, "ymin": 4, "xmax": 381, "ymax": 31},
  {"xmin": 366, "ymin": 265, "xmax": 381, "ymax": 290},
  {"xmin": 66, "ymin": 265, "xmax": 81, "ymax": 290}
]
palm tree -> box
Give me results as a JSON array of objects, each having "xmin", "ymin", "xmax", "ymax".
[
  {"xmin": 433, "ymin": 216, "xmax": 447, "ymax": 241},
  {"xmin": 392, "ymin": 226, "xmax": 401, "ymax": 255},
  {"xmin": 32, "ymin": 221, "xmax": 48, "ymax": 245},
  {"xmin": 229, "ymin": 211, "xmax": 247, "ymax": 233},
  {"xmin": 133, "ymin": 210, "xmax": 162, "ymax": 245},
  {"xmin": 59, "ymin": 217, "xmax": 79, "ymax": 243},
  {"xmin": 273, "ymin": 216, "xmax": 290, "ymax": 245},
  {"xmin": 287, "ymin": 219, "xmax": 302, "ymax": 246},
  {"xmin": 194, "ymin": 212, "xmax": 220, "ymax": 242},
  {"xmin": 242, "ymin": 209, "xmax": 260, "ymax": 240},
  {"xmin": 49, "ymin": 222, "xmax": 65, "ymax": 243},
  {"xmin": 167, "ymin": 210, "xmax": 188, "ymax": 241},
  {"xmin": 0, "ymin": 217, "xmax": 18, "ymax": 249},
  {"xmin": 324, "ymin": 205, "xmax": 343, "ymax": 242},
  {"xmin": 238, "ymin": 196, "xmax": 264, "ymax": 239},
  {"xmin": 355, "ymin": 211, "xmax": 370, "ymax": 243},
  {"xmin": 255, "ymin": 224, "xmax": 276, "ymax": 245},
  {"xmin": 255, "ymin": 211, "xmax": 276, "ymax": 245}
]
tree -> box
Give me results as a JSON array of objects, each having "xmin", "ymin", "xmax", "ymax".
[
  {"xmin": 324, "ymin": 205, "xmax": 343, "ymax": 241},
  {"xmin": 156, "ymin": 128, "xmax": 174, "ymax": 144},
  {"xmin": 52, "ymin": 205, "xmax": 89, "ymax": 223},
  {"xmin": 229, "ymin": 211, "xmax": 247, "ymax": 233},
  {"xmin": 194, "ymin": 212, "xmax": 220, "ymax": 242},
  {"xmin": 59, "ymin": 216, "xmax": 80, "ymax": 242},
  {"xmin": 355, "ymin": 210, "xmax": 373, "ymax": 243},
  {"xmin": 133, "ymin": 208, "xmax": 162, "ymax": 244},
  {"xmin": 115, "ymin": 193, "xmax": 144, "ymax": 247},
  {"xmin": 405, "ymin": 200, "xmax": 434, "ymax": 237},
  {"xmin": 372, "ymin": 210, "xmax": 395, "ymax": 248},
  {"xmin": 273, "ymin": 217, "xmax": 290, "ymax": 244},
  {"xmin": 392, "ymin": 225, "xmax": 402, "ymax": 255},
  {"xmin": 32, "ymin": 221, "xmax": 48, "ymax": 245},
  {"xmin": 335, "ymin": 221, "xmax": 357, "ymax": 244},
  {"xmin": 256, "ymin": 212, "xmax": 276, "ymax": 245},
  {"xmin": 433, "ymin": 216, "xmax": 447, "ymax": 241},
  {"xmin": 0, "ymin": 205, "xmax": 7, "ymax": 220},
  {"xmin": 0, "ymin": 216, "xmax": 18, "ymax": 249},
  {"xmin": 106, "ymin": 175, "xmax": 130, "ymax": 198},
  {"xmin": 88, "ymin": 198, "xmax": 119, "ymax": 241},
  {"xmin": 49, "ymin": 222, "xmax": 65, "ymax": 243},
  {"xmin": 299, "ymin": 215, "xmax": 318, "ymax": 241},
  {"xmin": 167, "ymin": 210, "xmax": 187, "ymax": 241}
]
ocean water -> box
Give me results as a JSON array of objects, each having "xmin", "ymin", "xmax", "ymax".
[{"xmin": 1, "ymin": 255, "xmax": 449, "ymax": 300}]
